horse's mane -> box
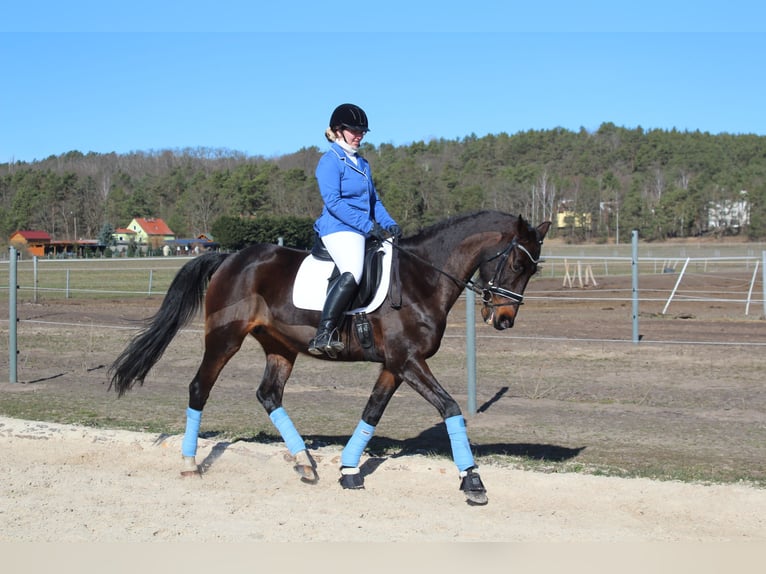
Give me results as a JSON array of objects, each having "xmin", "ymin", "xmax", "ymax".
[{"xmin": 406, "ymin": 210, "xmax": 518, "ymax": 244}]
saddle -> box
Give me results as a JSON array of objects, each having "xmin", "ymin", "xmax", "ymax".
[
  {"xmin": 310, "ymin": 234, "xmax": 385, "ymax": 309},
  {"xmin": 293, "ymin": 235, "xmax": 396, "ymax": 360}
]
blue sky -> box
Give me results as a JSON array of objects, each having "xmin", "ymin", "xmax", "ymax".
[{"xmin": 2, "ymin": 2, "xmax": 765, "ymax": 163}]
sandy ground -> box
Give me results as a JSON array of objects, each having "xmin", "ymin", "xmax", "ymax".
[
  {"xmin": 2, "ymin": 265, "xmax": 766, "ymax": 563},
  {"xmin": 1, "ymin": 415, "xmax": 764, "ymax": 544}
]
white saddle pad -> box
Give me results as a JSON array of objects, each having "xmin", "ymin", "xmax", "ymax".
[{"xmin": 292, "ymin": 241, "xmax": 393, "ymax": 314}]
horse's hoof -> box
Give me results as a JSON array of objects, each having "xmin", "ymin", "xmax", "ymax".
[
  {"xmin": 181, "ymin": 456, "xmax": 201, "ymax": 478},
  {"xmin": 465, "ymin": 491, "xmax": 489, "ymax": 506},
  {"xmin": 339, "ymin": 467, "xmax": 365, "ymax": 489},
  {"xmin": 459, "ymin": 468, "xmax": 488, "ymax": 506},
  {"xmin": 292, "ymin": 450, "xmax": 319, "ymax": 484},
  {"xmin": 294, "ymin": 463, "xmax": 319, "ymax": 484}
]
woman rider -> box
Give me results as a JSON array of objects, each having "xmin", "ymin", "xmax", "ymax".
[{"xmin": 308, "ymin": 103, "xmax": 400, "ymax": 357}]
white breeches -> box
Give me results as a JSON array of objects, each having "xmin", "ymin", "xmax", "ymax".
[{"xmin": 321, "ymin": 231, "xmax": 365, "ymax": 284}]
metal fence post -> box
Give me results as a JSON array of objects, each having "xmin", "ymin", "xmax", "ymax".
[
  {"xmin": 632, "ymin": 230, "xmax": 640, "ymax": 344},
  {"xmin": 33, "ymin": 256, "xmax": 38, "ymax": 303},
  {"xmin": 9, "ymin": 247, "xmax": 18, "ymax": 383},
  {"xmin": 466, "ymin": 288, "xmax": 477, "ymax": 415}
]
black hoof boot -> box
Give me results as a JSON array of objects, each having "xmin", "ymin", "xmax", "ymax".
[
  {"xmin": 339, "ymin": 467, "xmax": 365, "ymax": 489},
  {"xmin": 459, "ymin": 467, "xmax": 488, "ymax": 506}
]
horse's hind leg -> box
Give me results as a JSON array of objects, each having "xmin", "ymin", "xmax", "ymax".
[
  {"xmin": 256, "ymin": 350, "xmax": 318, "ymax": 484},
  {"xmin": 181, "ymin": 328, "xmax": 246, "ymax": 476}
]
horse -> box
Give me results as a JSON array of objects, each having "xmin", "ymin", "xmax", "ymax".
[{"xmin": 109, "ymin": 210, "xmax": 551, "ymax": 506}]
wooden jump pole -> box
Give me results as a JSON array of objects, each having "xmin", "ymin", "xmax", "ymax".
[
  {"xmin": 745, "ymin": 259, "xmax": 760, "ymax": 316},
  {"xmin": 662, "ymin": 257, "xmax": 690, "ymax": 315}
]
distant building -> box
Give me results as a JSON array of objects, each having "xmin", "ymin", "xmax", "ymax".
[
  {"xmin": 110, "ymin": 218, "xmax": 175, "ymax": 253},
  {"xmin": 127, "ymin": 217, "xmax": 176, "ymax": 245},
  {"xmin": 165, "ymin": 234, "xmax": 219, "ymax": 255},
  {"xmin": 556, "ymin": 211, "xmax": 592, "ymax": 229},
  {"xmin": 9, "ymin": 230, "xmax": 51, "ymax": 257},
  {"xmin": 707, "ymin": 191, "xmax": 750, "ymax": 232},
  {"xmin": 112, "ymin": 227, "xmax": 137, "ymax": 243}
]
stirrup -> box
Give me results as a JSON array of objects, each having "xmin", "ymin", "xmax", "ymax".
[
  {"xmin": 307, "ymin": 336, "xmax": 325, "ymax": 356},
  {"xmin": 308, "ymin": 328, "xmax": 344, "ymax": 357}
]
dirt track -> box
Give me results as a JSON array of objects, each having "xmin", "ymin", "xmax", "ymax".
[{"xmin": 1, "ymin": 415, "xmax": 764, "ymax": 542}]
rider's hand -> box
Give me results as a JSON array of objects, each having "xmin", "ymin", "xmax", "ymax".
[
  {"xmin": 370, "ymin": 222, "xmax": 389, "ymax": 241},
  {"xmin": 387, "ymin": 225, "xmax": 402, "ymax": 239}
]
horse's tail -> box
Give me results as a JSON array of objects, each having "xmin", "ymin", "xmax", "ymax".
[{"xmin": 108, "ymin": 251, "xmax": 230, "ymax": 397}]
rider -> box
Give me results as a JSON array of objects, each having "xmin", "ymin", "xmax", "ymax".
[{"xmin": 308, "ymin": 103, "xmax": 401, "ymax": 357}]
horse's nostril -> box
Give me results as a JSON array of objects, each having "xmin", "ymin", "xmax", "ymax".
[{"xmin": 494, "ymin": 313, "xmax": 515, "ymax": 330}]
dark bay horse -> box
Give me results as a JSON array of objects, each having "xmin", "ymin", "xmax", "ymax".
[{"xmin": 109, "ymin": 210, "xmax": 551, "ymax": 505}]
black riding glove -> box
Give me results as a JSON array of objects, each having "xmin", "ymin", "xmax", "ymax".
[
  {"xmin": 387, "ymin": 225, "xmax": 402, "ymax": 239},
  {"xmin": 370, "ymin": 222, "xmax": 389, "ymax": 241}
]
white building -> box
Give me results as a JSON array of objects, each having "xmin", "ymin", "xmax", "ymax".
[{"xmin": 707, "ymin": 190, "xmax": 750, "ymax": 231}]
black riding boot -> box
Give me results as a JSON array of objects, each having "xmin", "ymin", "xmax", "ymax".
[{"xmin": 308, "ymin": 272, "xmax": 358, "ymax": 358}]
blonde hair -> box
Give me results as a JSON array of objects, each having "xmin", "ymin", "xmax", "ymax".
[{"xmin": 324, "ymin": 127, "xmax": 338, "ymax": 143}]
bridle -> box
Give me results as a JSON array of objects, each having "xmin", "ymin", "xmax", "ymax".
[
  {"xmin": 389, "ymin": 233, "xmax": 543, "ymax": 308},
  {"xmin": 479, "ymin": 236, "xmax": 543, "ymax": 308}
]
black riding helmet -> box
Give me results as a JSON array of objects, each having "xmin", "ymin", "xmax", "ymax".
[{"xmin": 330, "ymin": 103, "xmax": 369, "ymax": 133}]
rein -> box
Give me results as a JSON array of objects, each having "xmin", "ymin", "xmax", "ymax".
[{"xmin": 387, "ymin": 234, "xmax": 541, "ymax": 307}]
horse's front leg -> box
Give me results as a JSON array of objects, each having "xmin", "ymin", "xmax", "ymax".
[
  {"xmin": 338, "ymin": 368, "xmax": 402, "ymax": 490},
  {"xmin": 256, "ymin": 350, "xmax": 318, "ymax": 484},
  {"xmin": 400, "ymin": 357, "xmax": 489, "ymax": 506}
]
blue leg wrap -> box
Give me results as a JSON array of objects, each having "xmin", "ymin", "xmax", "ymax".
[
  {"xmin": 182, "ymin": 407, "xmax": 202, "ymax": 458},
  {"xmin": 269, "ymin": 407, "xmax": 306, "ymax": 456},
  {"xmin": 445, "ymin": 415, "xmax": 475, "ymax": 471},
  {"xmin": 341, "ymin": 420, "xmax": 376, "ymax": 468}
]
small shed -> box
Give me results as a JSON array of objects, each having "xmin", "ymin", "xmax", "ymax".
[
  {"xmin": 165, "ymin": 234, "xmax": 219, "ymax": 254},
  {"xmin": 9, "ymin": 230, "xmax": 52, "ymax": 257}
]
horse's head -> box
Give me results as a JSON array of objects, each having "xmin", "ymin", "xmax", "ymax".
[{"xmin": 478, "ymin": 215, "xmax": 551, "ymax": 330}]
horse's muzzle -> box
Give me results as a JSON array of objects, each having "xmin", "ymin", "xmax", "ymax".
[{"xmin": 481, "ymin": 303, "xmax": 517, "ymax": 330}]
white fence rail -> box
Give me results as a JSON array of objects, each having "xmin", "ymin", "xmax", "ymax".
[
  {"xmin": 537, "ymin": 254, "xmax": 765, "ymax": 317},
  {"xmin": 2, "ymin": 252, "xmax": 765, "ymax": 315}
]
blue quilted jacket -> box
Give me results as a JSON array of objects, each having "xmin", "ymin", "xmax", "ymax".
[{"xmin": 313, "ymin": 142, "xmax": 397, "ymax": 237}]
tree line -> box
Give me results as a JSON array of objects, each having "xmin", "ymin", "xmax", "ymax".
[{"xmin": 2, "ymin": 122, "xmax": 765, "ymax": 250}]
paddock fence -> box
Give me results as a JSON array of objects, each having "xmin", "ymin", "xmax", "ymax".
[
  {"xmin": 3, "ymin": 246, "xmax": 765, "ymax": 409},
  {"xmin": 3, "ymin": 247, "xmax": 764, "ymax": 319},
  {"xmin": 533, "ymin": 254, "xmax": 765, "ymax": 317}
]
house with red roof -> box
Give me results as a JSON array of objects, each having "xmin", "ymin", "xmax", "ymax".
[
  {"xmin": 126, "ymin": 217, "xmax": 176, "ymax": 249},
  {"xmin": 9, "ymin": 230, "xmax": 52, "ymax": 257}
]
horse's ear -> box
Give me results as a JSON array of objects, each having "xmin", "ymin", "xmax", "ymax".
[{"xmin": 537, "ymin": 221, "xmax": 552, "ymax": 239}]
